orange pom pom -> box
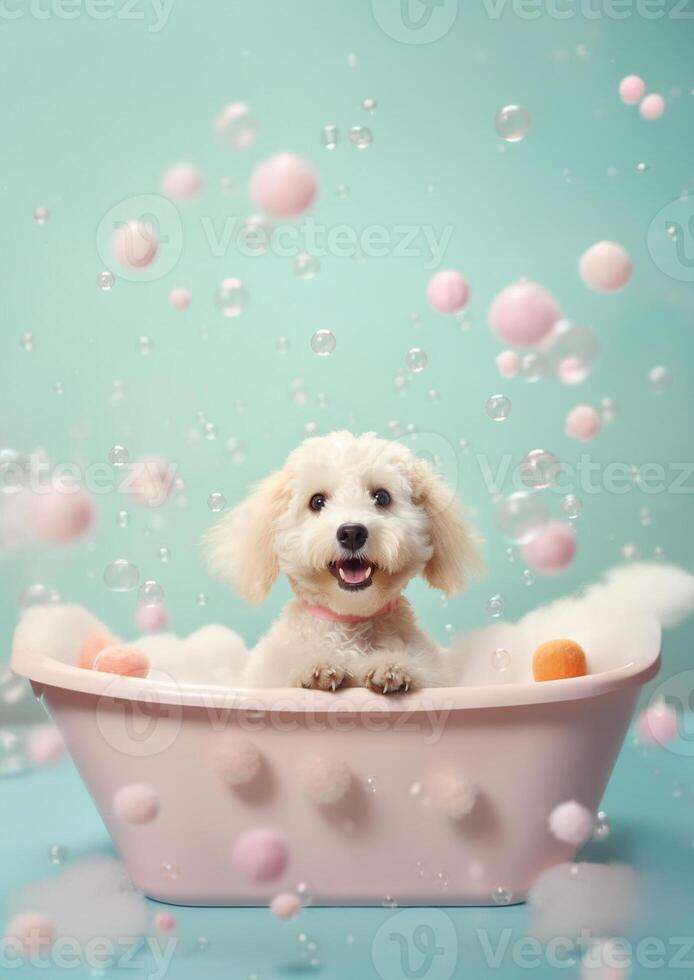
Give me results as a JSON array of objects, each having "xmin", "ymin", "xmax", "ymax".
[
  {"xmin": 532, "ymin": 639, "xmax": 588, "ymax": 682},
  {"xmin": 93, "ymin": 645, "xmax": 149, "ymax": 678},
  {"xmin": 78, "ymin": 629, "xmax": 118, "ymax": 669}
]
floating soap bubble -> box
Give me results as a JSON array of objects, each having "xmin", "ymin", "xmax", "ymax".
[
  {"xmin": 137, "ymin": 336, "xmax": 153, "ymax": 356},
  {"xmin": 203, "ymin": 421, "xmax": 218, "ymax": 440},
  {"xmin": 495, "ymin": 491, "xmax": 550, "ymax": 544},
  {"xmin": 96, "ymin": 271, "xmax": 114, "ymax": 291},
  {"xmin": 492, "ymin": 648, "xmax": 510, "ymax": 670},
  {"xmin": 48, "ymin": 843, "xmax": 68, "ymax": 865},
  {"xmin": 600, "ymin": 397, "xmax": 618, "ymax": 424},
  {"xmin": 546, "ymin": 321, "xmax": 599, "ymax": 384},
  {"xmin": 139, "ymin": 580, "xmax": 164, "ymax": 604},
  {"xmin": 18, "ymin": 584, "xmax": 60, "ymax": 609},
  {"xmin": 19, "ymin": 332, "xmax": 34, "ymax": 352},
  {"xmin": 225, "ymin": 437, "xmax": 247, "ymax": 464},
  {"xmin": 53, "ymin": 382, "xmax": 65, "ymax": 396},
  {"xmin": 648, "ymin": 365, "xmax": 671, "ymax": 393},
  {"xmin": 495, "ymin": 105, "xmax": 531, "ymax": 142},
  {"xmin": 362, "ymin": 97, "xmax": 377, "ymax": 113},
  {"xmin": 117, "ymin": 510, "xmax": 129, "ymax": 528},
  {"xmin": 0, "ymin": 729, "xmax": 28, "ymax": 777},
  {"xmin": 518, "ymin": 352, "xmax": 546, "ymax": 383},
  {"xmin": 207, "ymin": 492, "xmax": 227, "ymax": 512},
  {"xmin": 562, "ymin": 494, "xmax": 582, "ymax": 519},
  {"xmin": 103, "ymin": 559, "xmax": 139, "ymax": 592},
  {"xmin": 295, "ymin": 254, "xmax": 320, "ymax": 279},
  {"xmin": 519, "ymin": 449, "xmax": 562, "ymax": 490},
  {"xmin": 486, "ymin": 394, "xmax": 511, "ymax": 421},
  {"xmin": 592, "ymin": 810, "xmax": 611, "ymax": 840},
  {"xmin": 492, "ymin": 886, "xmax": 513, "ymax": 905},
  {"xmin": 321, "ymin": 125, "xmax": 338, "ymax": 149},
  {"xmin": 197, "ymin": 593, "xmax": 208, "ymax": 607},
  {"xmin": 238, "ymin": 215, "xmax": 273, "ymax": 256},
  {"xmin": 0, "ymin": 668, "xmax": 28, "ymax": 706},
  {"xmin": 406, "ymin": 347, "xmax": 427, "ymax": 373},
  {"xmin": 347, "ymin": 52, "xmax": 359, "ymax": 68},
  {"xmin": 216, "ymin": 278, "xmax": 248, "ymax": 318},
  {"xmin": 486, "ymin": 594, "xmax": 504, "ymax": 618},
  {"xmin": 215, "ymin": 102, "xmax": 258, "ymax": 150},
  {"xmin": 158, "ymin": 547, "xmax": 170, "ymax": 563},
  {"xmin": 522, "ymin": 569, "xmax": 535, "ymax": 586},
  {"xmin": 311, "ymin": 330, "xmax": 336, "ymax": 356},
  {"xmin": 108, "ymin": 445, "xmax": 128, "ymax": 467},
  {"xmin": 276, "ymin": 336, "xmax": 290, "ymax": 353},
  {"xmin": 34, "ymin": 206, "xmax": 49, "ymax": 224},
  {"xmin": 348, "ymin": 126, "xmax": 373, "ymax": 148}
]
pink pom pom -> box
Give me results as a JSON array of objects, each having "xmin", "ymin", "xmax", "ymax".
[
  {"xmin": 521, "ymin": 521, "xmax": 576, "ymax": 575},
  {"xmin": 270, "ymin": 893, "xmax": 301, "ymax": 920},
  {"xmin": 639, "ymin": 93, "xmax": 666, "ymax": 120},
  {"xmin": 429, "ymin": 770, "xmax": 477, "ymax": 819},
  {"xmin": 94, "ymin": 645, "xmax": 150, "ymax": 678},
  {"xmin": 112, "ymin": 220, "xmax": 158, "ymax": 270},
  {"xmin": 249, "ymin": 154, "xmax": 318, "ymax": 218},
  {"xmin": 26, "ymin": 483, "xmax": 93, "ymax": 544},
  {"xmin": 636, "ymin": 704, "xmax": 678, "ymax": 746},
  {"xmin": 168, "ymin": 287, "xmax": 191, "ymax": 311},
  {"xmin": 128, "ymin": 457, "xmax": 175, "ymax": 507},
  {"xmin": 162, "ymin": 162, "xmax": 202, "ymax": 202},
  {"xmin": 548, "ymin": 800, "xmax": 594, "ymax": 845},
  {"xmin": 153, "ymin": 913, "xmax": 177, "ymax": 935},
  {"xmin": 78, "ymin": 628, "xmax": 118, "ymax": 669},
  {"xmin": 135, "ymin": 603, "xmax": 168, "ymax": 634},
  {"xmin": 113, "ymin": 782, "xmax": 159, "ymax": 824},
  {"xmin": 24, "ymin": 724, "xmax": 65, "ymax": 765},
  {"xmin": 232, "ymin": 828, "xmax": 289, "ymax": 883},
  {"xmin": 4, "ymin": 913, "xmax": 55, "ymax": 957},
  {"xmin": 427, "ymin": 269, "xmax": 470, "ymax": 314},
  {"xmin": 579, "ymin": 241, "xmax": 632, "ymax": 293},
  {"xmin": 566, "ymin": 404, "xmax": 602, "ymax": 442},
  {"xmin": 212, "ymin": 738, "xmax": 262, "ymax": 787},
  {"xmin": 496, "ymin": 350, "xmax": 520, "ymax": 378},
  {"xmin": 618, "ymin": 75, "xmax": 645, "ymax": 105},
  {"xmin": 488, "ymin": 281, "xmax": 561, "ymax": 347},
  {"xmin": 301, "ymin": 755, "xmax": 351, "ymax": 805}
]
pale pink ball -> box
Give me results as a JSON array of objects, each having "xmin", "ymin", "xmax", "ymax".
[
  {"xmin": 212, "ymin": 738, "xmax": 262, "ymax": 787},
  {"xmin": 232, "ymin": 828, "xmax": 289, "ymax": 883},
  {"xmin": 4, "ymin": 913, "xmax": 55, "ymax": 957},
  {"xmin": 427, "ymin": 269, "xmax": 470, "ymax": 314},
  {"xmin": 24, "ymin": 724, "xmax": 65, "ymax": 766},
  {"xmin": 557, "ymin": 356, "xmax": 588, "ymax": 385},
  {"xmin": 548, "ymin": 800, "xmax": 594, "ymax": 845},
  {"xmin": 162, "ymin": 162, "xmax": 202, "ymax": 202},
  {"xmin": 488, "ymin": 281, "xmax": 561, "ymax": 347},
  {"xmin": 521, "ymin": 521, "xmax": 576, "ymax": 575},
  {"xmin": 566, "ymin": 404, "xmax": 602, "ymax": 442},
  {"xmin": 26, "ymin": 483, "xmax": 94, "ymax": 544},
  {"xmin": 496, "ymin": 350, "xmax": 520, "ymax": 379},
  {"xmin": 270, "ymin": 893, "xmax": 301, "ymax": 920},
  {"xmin": 301, "ymin": 755, "xmax": 351, "ymax": 806},
  {"xmin": 153, "ymin": 912, "xmax": 177, "ymax": 935},
  {"xmin": 636, "ymin": 704, "xmax": 678, "ymax": 746},
  {"xmin": 112, "ymin": 220, "xmax": 158, "ymax": 270},
  {"xmin": 618, "ymin": 74, "xmax": 645, "ymax": 105},
  {"xmin": 579, "ymin": 241, "xmax": 632, "ymax": 292},
  {"xmin": 249, "ymin": 154, "xmax": 318, "ymax": 218},
  {"xmin": 113, "ymin": 782, "xmax": 159, "ymax": 824},
  {"xmin": 94, "ymin": 645, "xmax": 150, "ymax": 678},
  {"xmin": 128, "ymin": 457, "xmax": 175, "ymax": 507},
  {"xmin": 429, "ymin": 771, "xmax": 478, "ymax": 820},
  {"xmin": 135, "ymin": 603, "xmax": 168, "ymax": 634},
  {"xmin": 168, "ymin": 287, "xmax": 191, "ymax": 311},
  {"xmin": 639, "ymin": 93, "xmax": 666, "ymax": 120}
]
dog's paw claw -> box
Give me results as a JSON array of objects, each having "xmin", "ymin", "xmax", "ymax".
[
  {"xmin": 301, "ymin": 664, "xmax": 346, "ymax": 692},
  {"xmin": 365, "ymin": 665, "xmax": 413, "ymax": 695}
]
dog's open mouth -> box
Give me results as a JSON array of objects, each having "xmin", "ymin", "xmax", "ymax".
[{"xmin": 329, "ymin": 557, "xmax": 375, "ymax": 591}]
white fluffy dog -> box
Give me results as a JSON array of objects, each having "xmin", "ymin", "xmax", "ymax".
[{"xmin": 207, "ymin": 431, "xmax": 480, "ymax": 693}]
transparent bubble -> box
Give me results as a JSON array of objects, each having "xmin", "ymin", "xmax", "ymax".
[
  {"xmin": 215, "ymin": 103, "xmax": 258, "ymax": 150},
  {"xmin": 34, "ymin": 206, "xmax": 49, "ymax": 224},
  {"xmin": 295, "ymin": 254, "xmax": 320, "ymax": 279},
  {"xmin": 495, "ymin": 491, "xmax": 550, "ymax": 544},
  {"xmin": 116, "ymin": 510, "xmax": 129, "ymax": 528},
  {"xmin": 138, "ymin": 580, "xmax": 164, "ymax": 605},
  {"xmin": 406, "ymin": 347, "xmax": 427, "ymax": 373},
  {"xmin": 547, "ymin": 321, "xmax": 600, "ymax": 384},
  {"xmin": 160, "ymin": 862, "xmax": 179, "ymax": 879},
  {"xmin": 53, "ymin": 382, "xmax": 65, "ymax": 396},
  {"xmin": 382, "ymin": 896, "xmax": 398, "ymax": 909},
  {"xmin": 108, "ymin": 445, "xmax": 129, "ymax": 467},
  {"xmin": 321, "ymin": 124, "xmax": 338, "ymax": 150},
  {"xmin": 196, "ymin": 937, "xmax": 209, "ymax": 952},
  {"xmin": 96, "ymin": 271, "xmax": 115, "ymax": 291},
  {"xmin": 336, "ymin": 184, "xmax": 350, "ymax": 200},
  {"xmin": 366, "ymin": 776, "xmax": 377, "ymax": 794},
  {"xmin": 495, "ymin": 105, "xmax": 531, "ymax": 142},
  {"xmin": 492, "ymin": 647, "xmax": 510, "ymax": 670},
  {"xmin": 592, "ymin": 810, "xmax": 611, "ymax": 840},
  {"xmin": 639, "ymin": 505, "xmax": 652, "ymax": 527},
  {"xmin": 562, "ymin": 494, "xmax": 582, "ymax": 519},
  {"xmin": 636, "ymin": 162, "xmax": 649, "ymax": 173},
  {"xmin": 238, "ymin": 215, "xmax": 273, "ymax": 256},
  {"xmin": 197, "ymin": 593, "xmax": 208, "ymax": 607},
  {"xmin": 18, "ymin": 584, "xmax": 60, "ymax": 609},
  {"xmin": 347, "ymin": 52, "xmax": 359, "ymax": 68},
  {"xmin": 203, "ymin": 421, "xmax": 218, "ymax": 440},
  {"xmin": 207, "ymin": 492, "xmax": 227, "ymax": 512},
  {"xmin": 137, "ymin": 336, "xmax": 153, "ymax": 356},
  {"xmin": 648, "ymin": 365, "xmax": 672, "ymax": 394},
  {"xmin": 0, "ymin": 669, "xmax": 28, "ymax": 706},
  {"xmin": 519, "ymin": 449, "xmax": 562, "ymax": 490},
  {"xmin": 348, "ymin": 126, "xmax": 373, "ymax": 149},
  {"xmin": 362, "ymin": 97, "xmax": 377, "ymax": 113},
  {"xmin": 19, "ymin": 332, "xmax": 34, "ymax": 352},
  {"xmin": 158, "ymin": 547, "xmax": 170, "ymax": 563},
  {"xmin": 486, "ymin": 594, "xmax": 504, "ymax": 619},
  {"xmin": 225, "ymin": 436, "xmax": 247, "ymax": 464},
  {"xmin": 0, "ymin": 729, "xmax": 28, "ymax": 777},
  {"xmin": 518, "ymin": 352, "xmax": 546, "ymax": 383},
  {"xmin": 216, "ymin": 278, "xmax": 248, "ymax": 318},
  {"xmin": 311, "ymin": 330, "xmax": 336, "ymax": 356},
  {"xmin": 486, "ymin": 394, "xmax": 511, "ymax": 421},
  {"xmin": 48, "ymin": 843, "xmax": 68, "ymax": 865},
  {"xmin": 276, "ymin": 336, "xmax": 290, "ymax": 353},
  {"xmin": 492, "ymin": 886, "xmax": 513, "ymax": 905},
  {"xmin": 601, "ymin": 397, "xmax": 619, "ymax": 424},
  {"xmin": 103, "ymin": 559, "xmax": 140, "ymax": 592}
]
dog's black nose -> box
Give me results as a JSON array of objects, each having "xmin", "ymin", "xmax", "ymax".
[{"xmin": 336, "ymin": 523, "xmax": 368, "ymax": 551}]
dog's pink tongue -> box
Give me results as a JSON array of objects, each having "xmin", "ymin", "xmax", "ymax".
[{"xmin": 340, "ymin": 564, "xmax": 370, "ymax": 584}]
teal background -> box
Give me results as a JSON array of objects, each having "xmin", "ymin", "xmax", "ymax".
[{"xmin": 2, "ymin": 1, "xmax": 694, "ymax": 977}]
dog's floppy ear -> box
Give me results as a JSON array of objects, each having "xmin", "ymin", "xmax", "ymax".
[
  {"xmin": 205, "ymin": 469, "xmax": 290, "ymax": 604},
  {"xmin": 411, "ymin": 457, "xmax": 483, "ymax": 595}
]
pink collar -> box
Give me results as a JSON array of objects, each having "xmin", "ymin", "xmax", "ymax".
[{"xmin": 303, "ymin": 597, "xmax": 400, "ymax": 624}]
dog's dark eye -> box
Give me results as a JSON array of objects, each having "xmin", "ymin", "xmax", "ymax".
[
  {"xmin": 309, "ymin": 493, "xmax": 327, "ymax": 512},
  {"xmin": 372, "ymin": 488, "xmax": 391, "ymax": 508}
]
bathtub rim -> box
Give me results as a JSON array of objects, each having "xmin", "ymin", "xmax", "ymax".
[{"xmin": 12, "ymin": 619, "xmax": 661, "ymax": 713}]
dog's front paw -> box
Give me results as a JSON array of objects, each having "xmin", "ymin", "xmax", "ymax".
[
  {"xmin": 300, "ymin": 664, "xmax": 346, "ymax": 692},
  {"xmin": 365, "ymin": 664, "xmax": 413, "ymax": 695}
]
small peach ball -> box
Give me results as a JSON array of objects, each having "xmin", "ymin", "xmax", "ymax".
[
  {"xmin": 213, "ymin": 738, "xmax": 262, "ymax": 787},
  {"xmin": 522, "ymin": 521, "xmax": 576, "ymax": 575},
  {"xmin": 496, "ymin": 350, "xmax": 520, "ymax": 379},
  {"xmin": 639, "ymin": 93, "xmax": 666, "ymax": 120},
  {"xmin": 427, "ymin": 269, "xmax": 470, "ymax": 314},
  {"xmin": 4, "ymin": 913, "xmax": 55, "ymax": 957},
  {"xmin": 93, "ymin": 645, "xmax": 150, "ymax": 678},
  {"xmin": 301, "ymin": 755, "xmax": 351, "ymax": 806},
  {"xmin": 232, "ymin": 828, "xmax": 289, "ymax": 883},
  {"xmin": 548, "ymin": 800, "xmax": 594, "ymax": 845},
  {"xmin": 270, "ymin": 893, "xmax": 301, "ymax": 920},
  {"xmin": 249, "ymin": 153, "xmax": 318, "ymax": 218},
  {"xmin": 533, "ymin": 638, "xmax": 588, "ymax": 682},
  {"xmin": 618, "ymin": 75, "xmax": 645, "ymax": 105},
  {"xmin": 78, "ymin": 628, "xmax": 118, "ymax": 669},
  {"xmin": 162, "ymin": 162, "xmax": 202, "ymax": 201},
  {"xmin": 566, "ymin": 404, "xmax": 602, "ymax": 442},
  {"xmin": 636, "ymin": 704, "xmax": 678, "ymax": 746},
  {"xmin": 112, "ymin": 220, "xmax": 158, "ymax": 270},
  {"xmin": 113, "ymin": 782, "xmax": 159, "ymax": 824},
  {"xmin": 135, "ymin": 603, "xmax": 168, "ymax": 634},
  {"xmin": 153, "ymin": 912, "xmax": 177, "ymax": 935},
  {"xmin": 24, "ymin": 724, "xmax": 65, "ymax": 765},
  {"xmin": 488, "ymin": 281, "xmax": 561, "ymax": 347},
  {"xmin": 168, "ymin": 287, "xmax": 191, "ymax": 311},
  {"xmin": 579, "ymin": 241, "xmax": 632, "ymax": 292}
]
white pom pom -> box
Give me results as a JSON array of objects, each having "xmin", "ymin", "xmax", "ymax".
[
  {"xmin": 429, "ymin": 771, "xmax": 478, "ymax": 820},
  {"xmin": 212, "ymin": 737, "xmax": 262, "ymax": 787},
  {"xmin": 301, "ymin": 755, "xmax": 351, "ymax": 806},
  {"xmin": 548, "ymin": 800, "xmax": 594, "ymax": 845}
]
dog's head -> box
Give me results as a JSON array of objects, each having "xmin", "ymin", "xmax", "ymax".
[{"xmin": 206, "ymin": 431, "xmax": 481, "ymax": 613}]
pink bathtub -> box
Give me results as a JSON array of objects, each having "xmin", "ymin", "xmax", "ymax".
[{"xmin": 11, "ymin": 618, "xmax": 660, "ymax": 907}]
